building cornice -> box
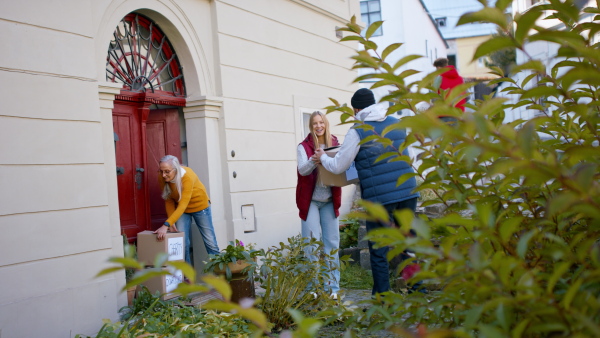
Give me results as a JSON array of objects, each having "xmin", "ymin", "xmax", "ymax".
[{"xmin": 184, "ymin": 96, "xmax": 223, "ymax": 119}]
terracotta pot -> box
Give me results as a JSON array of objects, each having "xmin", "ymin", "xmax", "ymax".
[{"xmin": 214, "ymin": 259, "xmax": 254, "ymax": 274}]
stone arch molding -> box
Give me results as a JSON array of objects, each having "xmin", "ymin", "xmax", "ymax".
[{"xmin": 96, "ymin": 0, "xmax": 216, "ymax": 98}]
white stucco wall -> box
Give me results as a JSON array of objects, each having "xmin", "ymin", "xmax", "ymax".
[
  {"xmin": 214, "ymin": 0, "xmax": 359, "ymax": 250},
  {"xmin": 0, "ymin": 0, "xmax": 121, "ymax": 336}
]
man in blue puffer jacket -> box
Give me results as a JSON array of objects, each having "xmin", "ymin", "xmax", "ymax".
[{"xmin": 315, "ymin": 88, "xmax": 419, "ymax": 295}]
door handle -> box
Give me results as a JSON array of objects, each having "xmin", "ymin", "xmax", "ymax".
[
  {"xmin": 135, "ymin": 166, "xmax": 144, "ymax": 189},
  {"xmin": 116, "ymin": 167, "xmax": 125, "ymax": 176}
]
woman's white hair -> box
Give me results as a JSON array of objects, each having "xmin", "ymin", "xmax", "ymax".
[{"xmin": 160, "ymin": 155, "xmax": 183, "ymax": 201}]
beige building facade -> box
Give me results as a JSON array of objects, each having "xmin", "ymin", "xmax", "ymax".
[
  {"xmin": 0, "ymin": 0, "xmax": 359, "ymax": 336},
  {"xmin": 455, "ymin": 35, "xmax": 494, "ymax": 79}
]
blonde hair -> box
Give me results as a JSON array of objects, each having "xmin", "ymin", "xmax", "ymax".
[
  {"xmin": 308, "ymin": 111, "xmax": 332, "ymax": 150},
  {"xmin": 159, "ymin": 155, "xmax": 183, "ymax": 202}
]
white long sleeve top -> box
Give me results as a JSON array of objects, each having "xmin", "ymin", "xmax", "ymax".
[
  {"xmin": 319, "ymin": 103, "xmax": 388, "ymax": 174},
  {"xmin": 297, "ymin": 143, "xmax": 332, "ymax": 202}
]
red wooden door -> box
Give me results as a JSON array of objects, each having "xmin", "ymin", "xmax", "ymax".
[
  {"xmin": 113, "ymin": 102, "xmax": 148, "ymax": 239},
  {"xmin": 146, "ymin": 109, "xmax": 182, "ymax": 231}
]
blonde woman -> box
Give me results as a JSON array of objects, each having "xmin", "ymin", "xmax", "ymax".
[
  {"xmin": 296, "ymin": 111, "xmax": 341, "ymax": 299},
  {"xmin": 154, "ymin": 155, "xmax": 220, "ymax": 264}
]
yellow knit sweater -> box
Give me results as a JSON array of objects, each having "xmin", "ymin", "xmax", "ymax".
[{"xmin": 158, "ymin": 166, "xmax": 210, "ymax": 226}]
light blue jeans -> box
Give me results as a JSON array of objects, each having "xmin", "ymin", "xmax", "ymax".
[
  {"xmin": 176, "ymin": 205, "xmax": 220, "ymax": 264},
  {"xmin": 301, "ymin": 200, "xmax": 340, "ymax": 294}
]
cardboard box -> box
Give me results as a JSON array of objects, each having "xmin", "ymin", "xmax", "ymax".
[
  {"xmin": 139, "ymin": 266, "xmax": 183, "ymax": 300},
  {"xmin": 137, "ymin": 230, "xmax": 185, "ymax": 267},
  {"xmin": 318, "ymin": 146, "xmax": 359, "ymax": 187}
]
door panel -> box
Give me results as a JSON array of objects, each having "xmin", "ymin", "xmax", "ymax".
[
  {"xmin": 113, "ymin": 102, "xmax": 147, "ymax": 240},
  {"xmin": 146, "ymin": 109, "xmax": 182, "ymax": 230}
]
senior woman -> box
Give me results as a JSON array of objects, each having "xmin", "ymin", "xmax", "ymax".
[{"xmin": 154, "ymin": 155, "xmax": 220, "ymax": 264}]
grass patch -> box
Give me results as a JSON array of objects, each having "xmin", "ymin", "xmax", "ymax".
[{"xmin": 340, "ymin": 264, "xmax": 372, "ymax": 289}]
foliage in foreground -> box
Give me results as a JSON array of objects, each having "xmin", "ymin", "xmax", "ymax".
[
  {"xmin": 339, "ymin": 216, "xmax": 361, "ymax": 249},
  {"xmin": 85, "ymin": 235, "xmax": 355, "ymax": 337},
  {"xmin": 328, "ymin": 1, "xmax": 600, "ymax": 336},
  {"xmin": 76, "ymin": 287, "xmax": 254, "ymax": 338}
]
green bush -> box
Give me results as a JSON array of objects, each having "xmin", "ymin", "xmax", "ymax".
[
  {"xmin": 88, "ymin": 236, "xmax": 351, "ymax": 337},
  {"xmin": 256, "ymin": 235, "xmax": 344, "ymax": 331},
  {"xmin": 328, "ymin": 1, "xmax": 600, "ymax": 336},
  {"xmin": 76, "ymin": 287, "xmax": 254, "ymax": 338},
  {"xmin": 339, "ymin": 217, "xmax": 361, "ymax": 249}
]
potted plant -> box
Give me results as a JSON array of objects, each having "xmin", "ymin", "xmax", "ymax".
[{"xmin": 204, "ymin": 240, "xmax": 262, "ymax": 302}]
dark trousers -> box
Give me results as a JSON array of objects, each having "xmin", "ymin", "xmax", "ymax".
[{"xmin": 366, "ymin": 197, "xmax": 418, "ymax": 295}]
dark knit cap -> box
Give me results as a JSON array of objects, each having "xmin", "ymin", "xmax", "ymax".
[{"xmin": 351, "ymin": 88, "xmax": 375, "ymax": 109}]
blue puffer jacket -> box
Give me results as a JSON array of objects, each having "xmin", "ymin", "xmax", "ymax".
[{"xmin": 355, "ymin": 116, "xmax": 419, "ymax": 205}]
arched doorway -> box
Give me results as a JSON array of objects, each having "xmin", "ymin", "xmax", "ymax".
[{"xmin": 106, "ymin": 13, "xmax": 187, "ymax": 241}]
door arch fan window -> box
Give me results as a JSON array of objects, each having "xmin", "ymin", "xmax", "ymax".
[{"xmin": 106, "ymin": 13, "xmax": 185, "ymax": 97}]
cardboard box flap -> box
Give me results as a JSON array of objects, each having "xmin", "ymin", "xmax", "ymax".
[
  {"xmin": 318, "ymin": 145, "xmax": 359, "ymax": 187},
  {"xmin": 137, "ymin": 230, "xmax": 185, "ymax": 266}
]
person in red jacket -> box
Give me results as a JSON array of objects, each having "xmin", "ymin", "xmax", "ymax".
[
  {"xmin": 433, "ymin": 58, "xmax": 466, "ymax": 121},
  {"xmin": 296, "ymin": 111, "xmax": 341, "ymax": 299}
]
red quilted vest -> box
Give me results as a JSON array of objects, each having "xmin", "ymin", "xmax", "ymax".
[{"xmin": 296, "ymin": 134, "xmax": 341, "ymax": 221}]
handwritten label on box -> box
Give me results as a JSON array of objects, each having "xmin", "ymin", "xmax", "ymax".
[
  {"xmin": 165, "ymin": 268, "xmax": 183, "ymax": 293},
  {"xmin": 167, "ymin": 237, "xmax": 184, "ymax": 261}
]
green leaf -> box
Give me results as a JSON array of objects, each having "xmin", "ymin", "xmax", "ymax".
[
  {"xmin": 359, "ymin": 200, "xmax": 389, "ymax": 223},
  {"xmin": 528, "ymin": 30, "xmax": 586, "ymax": 48},
  {"xmin": 381, "ymin": 42, "xmax": 403, "ymax": 60},
  {"xmin": 375, "ymin": 151, "xmax": 399, "ymax": 163},
  {"xmin": 464, "ymin": 305, "xmax": 484, "ymax": 329},
  {"xmin": 517, "ymin": 230, "xmax": 537, "ymax": 259},
  {"xmin": 393, "ymin": 209, "xmax": 414, "ymax": 232},
  {"xmin": 498, "ymin": 216, "xmax": 523, "ymax": 243},
  {"xmin": 340, "ymin": 35, "xmax": 365, "ymax": 42},
  {"xmin": 396, "ymin": 172, "xmax": 418, "ymax": 187},
  {"xmin": 398, "ymin": 69, "xmax": 421, "ymax": 79},
  {"xmin": 153, "ymin": 252, "xmax": 169, "ymax": 268},
  {"xmin": 520, "ymin": 85, "xmax": 561, "ymax": 100},
  {"xmin": 561, "ymin": 277, "xmax": 583, "ymax": 310},
  {"xmin": 364, "ymin": 40, "xmax": 378, "ymax": 50},
  {"xmin": 457, "ymin": 7, "xmax": 509, "ymax": 30},
  {"xmin": 478, "ymin": 324, "xmax": 506, "ymax": 338},
  {"xmin": 472, "ymin": 36, "xmax": 518, "ymax": 61},
  {"xmin": 365, "ymin": 21, "xmax": 383, "ymax": 39},
  {"xmin": 125, "ymin": 269, "xmax": 169, "ymax": 291},
  {"xmin": 95, "ymin": 266, "xmax": 125, "ymax": 278},
  {"xmin": 495, "ymin": 0, "xmax": 512, "ymax": 11},
  {"xmin": 107, "ymin": 257, "xmax": 144, "ymax": 270},
  {"xmin": 236, "ymin": 308, "xmax": 269, "ymax": 330},
  {"xmin": 348, "ymin": 22, "xmax": 362, "ymax": 34},
  {"xmin": 546, "ymin": 262, "xmax": 570, "ymax": 294},
  {"xmin": 172, "ymin": 283, "xmax": 209, "ymax": 297},
  {"xmin": 358, "ymin": 134, "xmax": 380, "ymax": 145},
  {"xmin": 392, "ymin": 54, "xmax": 423, "ymax": 71},
  {"xmin": 202, "ymin": 275, "xmax": 232, "ymax": 301},
  {"xmin": 167, "ymin": 261, "xmax": 196, "ymax": 284},
  {"xmin": 512, "ymin": 319, "xmax": 530, "ymax": 338},
  {"xmin": 512, "ymin": 60, "xmax": 546, "ymax": 75},
  {"xmin": 515, "ymin": 8, "xmax": 543, "ymax": 44},
  {"xmin": 520, "ymin": 73, "xmax": 539, "ymax": 88},
  {"xmin": 516, "ymin": 122, "xmax": 534, "ymax": 158}
]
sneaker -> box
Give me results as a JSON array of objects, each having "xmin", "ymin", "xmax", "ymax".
[
  {"xmin": 330, "ymin": 293, "xmax": 338, "ymax": 300},
  {"xmin": 310, "ymin": 292, "xmax": 318, "ymax": 299}
]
